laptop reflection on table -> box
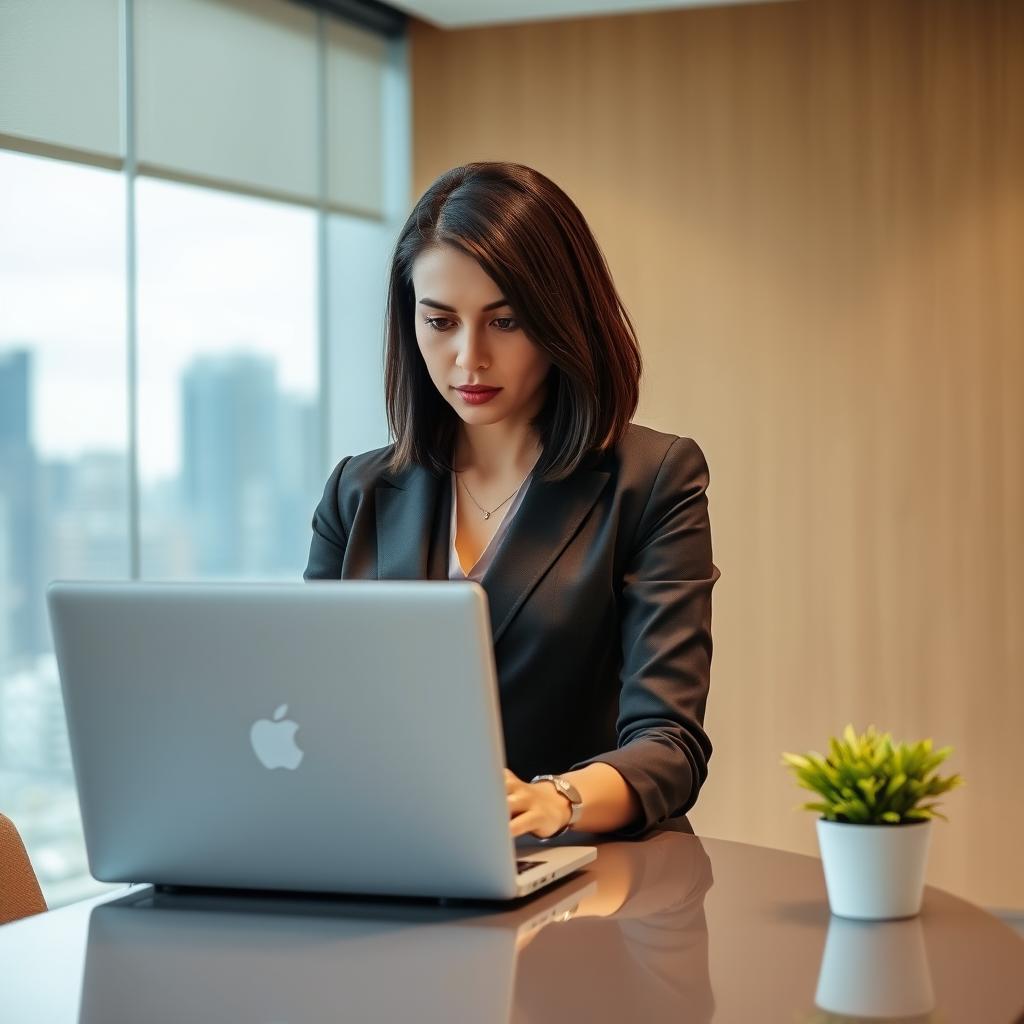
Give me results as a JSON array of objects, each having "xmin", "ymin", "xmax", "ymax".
[{"xmin": 77, "ymin": 874, "xmax": 597, "ymax": 1024}]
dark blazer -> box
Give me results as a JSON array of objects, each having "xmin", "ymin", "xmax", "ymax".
[{"xmin": 304, "ymin": 421, "xmax": 721, "ymax": 838}]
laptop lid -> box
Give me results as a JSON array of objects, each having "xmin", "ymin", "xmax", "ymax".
[{"xmin": 48, "ymin": 580, "xmax": 532, "ymax": 899}]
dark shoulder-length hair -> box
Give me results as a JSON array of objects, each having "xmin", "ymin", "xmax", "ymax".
[{"xmin": 383, "ymin": 161, "xmax": 642, "ymax": 482}]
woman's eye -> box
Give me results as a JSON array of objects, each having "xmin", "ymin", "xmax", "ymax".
[
  {"xmin": 423, "ymin": 316, "xmax": 453, "ymax": 331},
  {"xmin": 423, "ymin": 316, "xmax": 518, "ymax": 332}
]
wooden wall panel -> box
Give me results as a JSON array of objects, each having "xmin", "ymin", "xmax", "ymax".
[{"xmin": 409, "ymin": 0, "xmax": 1024, "ymax": 909}]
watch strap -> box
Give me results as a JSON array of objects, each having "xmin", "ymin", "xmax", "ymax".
[{"xmin": 531, "ymin": 774, "xmax": 582, "ymax": 841}]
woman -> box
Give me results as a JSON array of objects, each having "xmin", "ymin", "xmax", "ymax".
[{"xmin": 305, "ymin": 161, "xmax": 721, "ymax": 843}]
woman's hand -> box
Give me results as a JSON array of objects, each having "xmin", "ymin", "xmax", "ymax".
[{"xmin": 506, "ymin": 769, "xmax": 572, "ymax": 839}]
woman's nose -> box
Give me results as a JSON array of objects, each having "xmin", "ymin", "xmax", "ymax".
[{"xmin": 453, "ymin": 326, "xmax": 489, "ymax": 370}]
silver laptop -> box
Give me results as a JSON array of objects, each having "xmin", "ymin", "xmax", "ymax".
[{"xmin": 46, "ymin": 580, "xmax": 596, "ymax": 901}]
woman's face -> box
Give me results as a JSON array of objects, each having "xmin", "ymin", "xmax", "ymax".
[{"xmin": 411, "ymin": 243, "xmax": 552, "ymax": 430}]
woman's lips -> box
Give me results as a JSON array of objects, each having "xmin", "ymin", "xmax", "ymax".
[{"xmin": 455, "ymin": 386, "xmax": 501, "ymax": 405}]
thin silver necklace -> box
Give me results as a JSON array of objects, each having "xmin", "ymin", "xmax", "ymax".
[{"xmin": 456, "ymin": 470, "xmax": 530, "ymax": 520}]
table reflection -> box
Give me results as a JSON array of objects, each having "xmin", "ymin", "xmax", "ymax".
[
  {"xmin": 76, "ymin": 831, "xmax": 714, "ymax": 1024},
  {"xmin": 512, "ymin": 831, "xmax": 715, "ymax": 1022}
]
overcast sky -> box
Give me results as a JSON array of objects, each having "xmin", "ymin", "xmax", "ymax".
[{"xmin": 0, "ymin": 149, "xmax": 318, "ymax": 483}]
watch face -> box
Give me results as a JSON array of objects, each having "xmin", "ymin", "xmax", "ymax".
[
  {"xmin": 535, "ymin": 774, "xmax": 582, "ymax": 806},
  {"xmin": 555, "ymin": 778, "xmax": 581, "ymax": 803}
]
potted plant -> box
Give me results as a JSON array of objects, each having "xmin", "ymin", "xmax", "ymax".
[{"xmin": 782, "ymin": 724, "xmax": 964, "ymax": 920}]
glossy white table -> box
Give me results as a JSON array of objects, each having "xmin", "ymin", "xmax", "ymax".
[{"xmin": 3, "ymin": 831, "xmax": 1022, "ymax": 1023}]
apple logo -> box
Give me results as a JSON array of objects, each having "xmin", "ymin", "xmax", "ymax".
[{"xmin": 250, "ymin": 704, "xmax": 304, "ymax": 770}]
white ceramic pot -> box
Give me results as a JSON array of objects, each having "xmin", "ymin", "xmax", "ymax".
[{"xmin": 816, "ymin": 818, "xmax": 932, "ymax": 920}]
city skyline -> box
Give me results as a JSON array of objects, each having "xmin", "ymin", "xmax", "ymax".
[
  {"xmin": 0, "ymin": 342, "xmax": 323, "ymax": 902},
  {"xmin": 0, "ymin": 145, "xmax": 388, "ymax": 910},
  {"xmin": 0, "ymin": 149, "xmax": 319, "ymax": 480},
  {"xmin": 0, "ymin": 341, "xmax": 320, "ymax": 482}
]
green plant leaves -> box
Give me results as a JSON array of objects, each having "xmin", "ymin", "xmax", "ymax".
[{"xmin": 780, "ymin": 724, "xmax": 965, "ymax": 826}]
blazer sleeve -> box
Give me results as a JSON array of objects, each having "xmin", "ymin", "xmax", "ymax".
[
  {"xmin": 568, "ymin": 436, "xmax": 720, "ymax": 838},
  {"xmin": 303, "ymin": 456, "xmax": 353, "ymax": 580}
]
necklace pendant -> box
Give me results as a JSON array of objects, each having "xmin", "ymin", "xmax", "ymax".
[{"xmin": 483, "ymin": 511, "xmax": 491, "ymax": 520}]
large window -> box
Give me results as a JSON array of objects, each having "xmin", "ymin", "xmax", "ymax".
[
  {"xmin": 136, "ymin": 178, "xmax": 319, "ymax": 579},
  {"xmin": 0, "ymin": 151, "xmax": 128, "ymax": 906},
  {"xmin": 0, "ymin": 0, "xmax": 405, "ymax": 907}
]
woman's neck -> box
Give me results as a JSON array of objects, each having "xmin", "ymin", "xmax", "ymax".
[{"xmin": 453, "ymin": 420, "xmax": 542, "ymax": 483}]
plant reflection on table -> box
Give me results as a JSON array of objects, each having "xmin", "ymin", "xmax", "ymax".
[
  {"xmin": 508, "ymin": 831, "xmax": 715, "ymax": 1023},
  {"xmin": 802, "ymin": 912, "xmax": 937, "ymax": 1024}
]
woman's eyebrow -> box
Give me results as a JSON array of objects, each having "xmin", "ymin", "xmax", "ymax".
[{"xmin": 418, "ymin": 297, "xmax": 510, "ymax": 312}]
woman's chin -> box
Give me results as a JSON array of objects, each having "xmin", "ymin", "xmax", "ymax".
[{"xmin": 449, "ymin": 400, "xmax": 507, "ymax": 424}]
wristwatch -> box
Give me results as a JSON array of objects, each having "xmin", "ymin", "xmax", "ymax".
[{"xmin": 530, "ymin": 774, "xmax": 583, "ymax": 841}]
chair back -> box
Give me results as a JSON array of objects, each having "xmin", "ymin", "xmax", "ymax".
[{"xmin": 0, "ymin": 813, "xmax": 47, "ymax": 925}]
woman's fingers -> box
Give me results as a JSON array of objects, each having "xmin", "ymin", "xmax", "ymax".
[
  {"xmin": 509, "ymin": 809, "xmax": 542, "ymax": 838},
  {"xmin": 507, "ymin": 793, "xmax": 531, "ymax": 820},
  {"xmin": 505, "ymin": 773, "xmax": 560, "ymax": 837}
]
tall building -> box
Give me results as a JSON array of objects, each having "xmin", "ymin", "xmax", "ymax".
[
  {"xmin": 182, "ymin": 353, "xmax": 280, "ymax": 576},
  {"xmin": 276, "ymin": 393, "xmax": 322, "ymax": 573},
  {"xmin": 181, "ymin": 353, "xmax": 320, "ymax": 577},
  {"xmin": 44, "ymin": 452, "xmax": 130, "ymax": 582},
  {"xmin": 0, "ymin": 654, "xmax": 72, "ymax": 779},
  {"xmin": 0, "ymin": 349, "xmax": 29, "ymax": 442},
  {"xmin": 0, "ymin": 497, "xmax": 10, "ymax": 670},
  {"xmin": 0, "ymin": 349, "xmax": 39, "ymax": 657}
]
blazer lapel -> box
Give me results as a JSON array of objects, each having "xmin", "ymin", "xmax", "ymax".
[
  {"xmin": 482, "ymin": 463, "xmax": 611, "ymax": 645},
  {"xmin": 375, "ymin": 463, "xmax": 449, "ymax": 581},
  {"xmin": 375, "ymin": 456, "xmax": 611, "ymax": 646}
]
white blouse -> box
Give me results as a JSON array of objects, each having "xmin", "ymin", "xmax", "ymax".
[{"xmin": 448, "ymin": 468, "xmax": 534, "ymax": 581}]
